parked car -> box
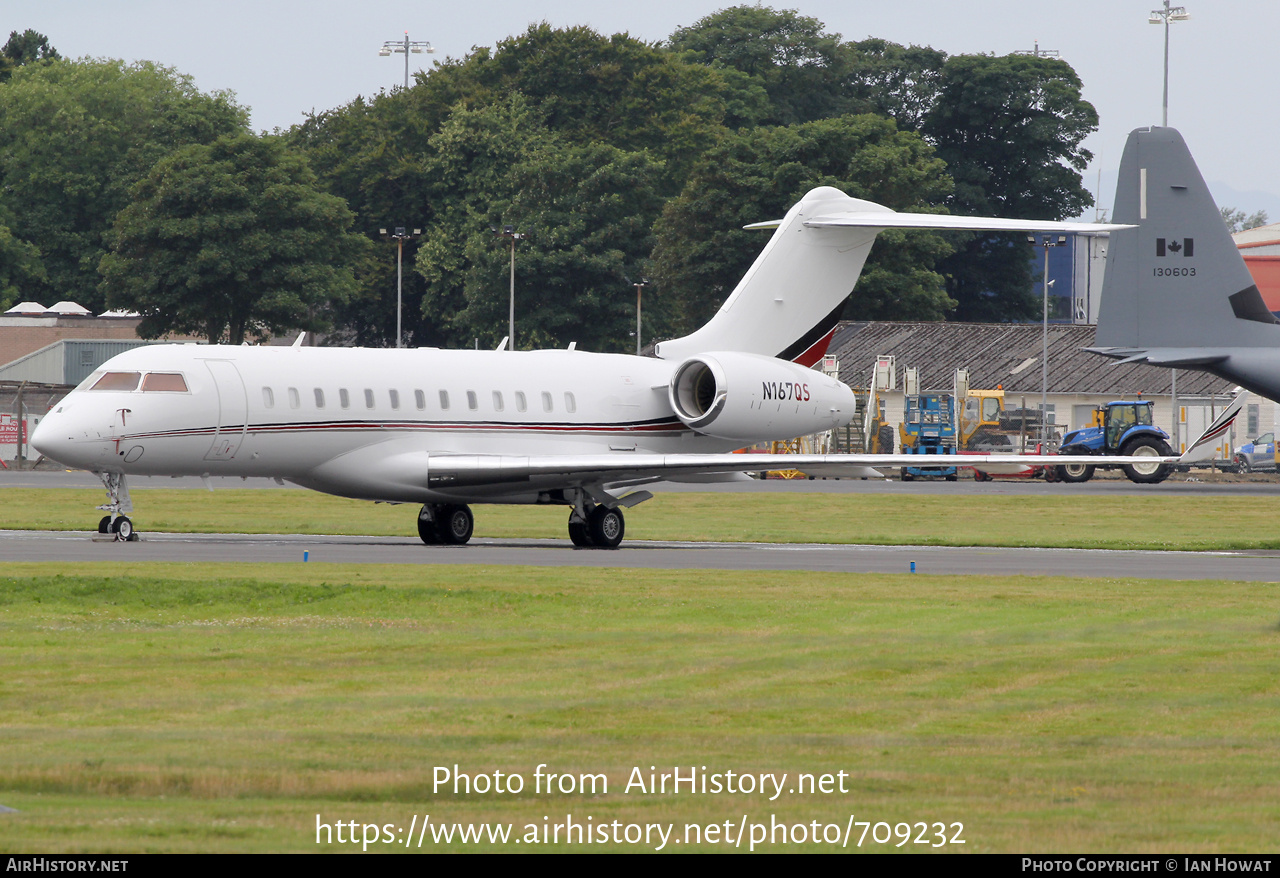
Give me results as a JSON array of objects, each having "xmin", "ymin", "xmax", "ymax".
[{"xmin": 1234, "ymin": 433, "xmax": 1276, "ymax": 472}]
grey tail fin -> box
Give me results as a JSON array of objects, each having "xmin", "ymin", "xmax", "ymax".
[{"xmin": 1094, "ymin": 127, "xmax": 1279, "ymax": 356}]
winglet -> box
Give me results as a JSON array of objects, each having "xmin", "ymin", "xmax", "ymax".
[{"xmin": 1178, "ymin": 392, "xmax": 1247, "ymax": 464}]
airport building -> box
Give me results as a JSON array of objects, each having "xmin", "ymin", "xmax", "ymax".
[{"xmin": 827, "ymin": 320, "xmax": 1269, "ymax": 457}]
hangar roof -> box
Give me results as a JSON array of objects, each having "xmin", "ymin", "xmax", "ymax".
[{"xmin": 827, "ymin": 321, "xmax": 1234, "ymax": 397}]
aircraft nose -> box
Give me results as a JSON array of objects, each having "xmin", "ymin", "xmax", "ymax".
[{"xmin": 30, "ymin": 408, "xmax": 101, "ymax": 468}]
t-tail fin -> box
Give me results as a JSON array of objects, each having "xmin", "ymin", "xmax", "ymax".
[
  {"xmin": 655, "ymin": 187, "xmax": 1126, "ymax": 365},
  {"xmin": 654, "ymin": 187, "xmax": 881, "ymax": 366},
  {"xmin": 1093, "ymin": 126, "xmax": 1280, "ymax": 360}
]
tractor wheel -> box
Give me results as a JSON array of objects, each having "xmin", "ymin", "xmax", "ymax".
[
  {"xmin": 1120, "ymin": 437, "xmax": 1173, "ymax": 484},
  {"xmin": 1055, "ymin": 462, "xmax": 1095, "ymax": 483}
]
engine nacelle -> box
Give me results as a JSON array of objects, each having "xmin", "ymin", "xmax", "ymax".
[{"xmin": 667, "ymin": 351, "xmax": 856, "ymax": 443}]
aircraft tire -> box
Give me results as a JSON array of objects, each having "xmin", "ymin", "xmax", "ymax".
[
  {"xmin": 98, "ymin": 515, "xmax": 112, "ymax": 534},
  {"xmin": 111, "ymin": 516, "xmax": 135, "ymax": 541},
  {"xmin": 416, "ymin": 506, "xmax": 439, "ymax": 545},
  {"xmin": 436, "ymin": 505, "xmax": 474, "ymax": 545},
  {"xmin": 587, "ymin": 506, "xmax": 624, "ymax": 549},
  {"xmin": 567, "ymin": 515, "xmax": 593, "ymax": 547},
  {"xmin": 1120, "ymin": 437, "xmax": 1173, "ymax": 484},
  {"xmin": 1056, "ymin": 463, "xmax": 1095, "ymax": 483}
]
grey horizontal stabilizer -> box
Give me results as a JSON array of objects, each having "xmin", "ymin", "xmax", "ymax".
[{"xmin": 1086, "ymin": 347, "xmax": 1230, "ymax": 367}]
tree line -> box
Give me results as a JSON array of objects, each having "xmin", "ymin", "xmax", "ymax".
[{"xmin": 0, "ymin": 7, "xmax": 1100, "ymax": 349}]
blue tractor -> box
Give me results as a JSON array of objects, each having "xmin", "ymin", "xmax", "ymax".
[{"xmin": 1054, "ymin": 400, "xmax": 1173, "ymax": 484}]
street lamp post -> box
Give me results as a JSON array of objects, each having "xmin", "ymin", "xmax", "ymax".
[
  {"xmin": 632, "ymin": 280, "xmax": 648, "ymax": 355},
  {"xmin": 379, "ymin": 32, "xmax": 434, "ymax": 90},
  {"xmin": 1149, "ymin": 2, "xmax": 1191, "ymax": 127},
  {"xmin": 379, "ymin": 227, "xmax": 421, "ymax": 348},
  {"xmin": 492, "ymin": 225, "xmax": 526, "ymax": 349},
  {"xmin": 1030, "ymin": 235, "xmax": 1067, "ymax": 444}
]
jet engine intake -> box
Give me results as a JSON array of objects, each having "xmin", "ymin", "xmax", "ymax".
[{"xmin": 668, "ymin": 351, "xmax": 855, "ymax": 443}]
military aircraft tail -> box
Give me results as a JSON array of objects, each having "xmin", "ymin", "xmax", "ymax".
[{"xmin": 1092, "ymin": 127, "xmax": 1280, "ymax": 372}]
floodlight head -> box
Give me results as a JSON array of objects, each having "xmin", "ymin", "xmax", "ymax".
[
  {"xmin": 1170, "ymin": 8, "xmax": 1190, "ymax": 20},
  {"xmin": 378, "ymin": 47, "xmax": 392, "ymax": 56},
  {"xmin": 1149, "ymin": 12, "xmax": 1162, "ymax": 23}
]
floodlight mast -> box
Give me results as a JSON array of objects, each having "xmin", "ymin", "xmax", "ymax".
[
  {"xmin": 380, "ymin": 32, "xmax": 434, "ymax": 89},
  {"xmin": 379, "ymin": 227, "xmax": 422, "ymax": 348},
  {"xmin": 1149, "ymin": 2, "xmax": 1191, "ymax": 127}
]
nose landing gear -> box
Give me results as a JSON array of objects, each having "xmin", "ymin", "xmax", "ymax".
[{"xmin": 95, "ymin": 472, "xmax": 139, "ymax": 541}]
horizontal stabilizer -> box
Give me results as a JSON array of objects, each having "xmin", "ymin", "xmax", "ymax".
[
  {"xmin": 1088, "ymin": 347, "xmax": 1231, "ymax": 367},
  {"xmin": 745, "ymin": 213, "xmax": 1131, "ymax": 234}
]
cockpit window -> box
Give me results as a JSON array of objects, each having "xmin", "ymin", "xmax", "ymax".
[
  {"xmin": 91, "ymin": 372, "xmax": 141, "ymax": 391},
  {"xmin": 141, "ymin": 372, "xmax": 188, "ymax": 392}
]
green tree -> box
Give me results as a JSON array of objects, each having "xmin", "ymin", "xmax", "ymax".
[
  {"xmin": 922, "ymin": 53, "xmax": 1097, "ymax": 321},
  {"xmin": 0, "ymin": 208, "xmax": 45, "ymax": 311},
  {"xmin": 651, "ymin": 114, "xmax": 956, "ymax": 338},
  {"xmin": 1221, "ymin": 206, "xmax": 1270, "ymax": 234},
  {"xmin": 0, "ymin": 58, "xmax": 247, "ymax": 311},
  {"xmin": 843, "ymin": 38, "xmax": 946, "ymax": 132},
  {"xmin": 412, "ymin": 96, "xmax": 665, "ymax": 352},
  {"xmin": 99, "ymin": 134, "xmax": 367, "ymax": 345},
  {"xmin": 0, "ymin": 29, "xmax": 59, "ymax": 82},
  {"xmin": 668, "ymin": 5, "xmax": 850, "ymax": 126}
]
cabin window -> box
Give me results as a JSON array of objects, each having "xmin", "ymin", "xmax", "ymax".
[
  {"xmin": 91, "ymin": 372, "xmax": 141, "ymax": 392},
  {"xmin": 141, "ymin": 372, "xmax": 188, "ymax": 393},
  {"xmin": 364, "ymin": 388, "xmax": 375, "ymax": 409},
  {"xmin": 389, "ymin": 389, "xmax": 400, "ymax": 410},
  {"xmin": 564, "ymin": 392, "xmax": 576, "ymax": 414},
  {"xmin": 492, "ymin": 391, "xmax": 504, "ymax": 412},
  {"xmin": 262, "ymin": 387, "xmax": 274, "ymax": 408},
  {"xmin": 439, "ymin": 390, "xmax": 450, "ymax": 410},
  {"xmin": 515, "ymin": 391, "xmax": 527, "ymax": 413},
  {"xmin": 415, "ymin": 390, "xmax": 426, "ymax": 411},
  {"xmin": 339, "ymin": 388, "xmax": 350, "ymax": 409},
  {"xmin": 314, "ymin": 388, "xmax": 325, "ymax": 408},
  {"xmin": 466, "ymin": 390, "xmax": 478, "ymax": 411},
  {"xmin": 541, "ymin": 391, "xmax": 553, "ymax": 413},
  {"xmin": 288, "ymin": 387, "xmax": 300, "ymax": 409}
]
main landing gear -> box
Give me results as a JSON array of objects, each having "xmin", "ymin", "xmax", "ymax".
[
  {"xmin": 567, "ymin": 505, "xmax": 625, "ymax": 549},
  {"xmin": 417, "ymin": 503, "xmax": 474, "ymax": 545},
  {"xmin": 95, "ymin": 472, "xmax": 139, "ymax": 541}
]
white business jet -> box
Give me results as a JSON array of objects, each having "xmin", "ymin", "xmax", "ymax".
[{"xmin": 31, "ymin": 186, "xmax": 1143, "ymax": 547}]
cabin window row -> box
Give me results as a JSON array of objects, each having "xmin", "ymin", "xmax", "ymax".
[{"xmin": 261, "ymin": 386, "xmax": 577, "ymax": 415}]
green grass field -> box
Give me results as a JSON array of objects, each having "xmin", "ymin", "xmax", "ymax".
[
  {"xmin": 2, "ymin": 561, "xmax": 1280, "ymax": 853},
  {"xmin": 3, "ymin": 485, "xmax": 1280, "ymax": 550}
]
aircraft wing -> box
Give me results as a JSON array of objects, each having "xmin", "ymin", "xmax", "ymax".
[{"xmin": 414, "ymin": 451, "xmax": 1175, "ymax": 491}]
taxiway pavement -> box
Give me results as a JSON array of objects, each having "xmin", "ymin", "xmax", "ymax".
[{"xmin": 4, "ymin": 529, "xmax": 1279, "ymax": 581}]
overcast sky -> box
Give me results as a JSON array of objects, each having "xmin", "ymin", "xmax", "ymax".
[{"xmin": 7, "ymin": 0, "xmax": 1277, "ymax": 219}]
